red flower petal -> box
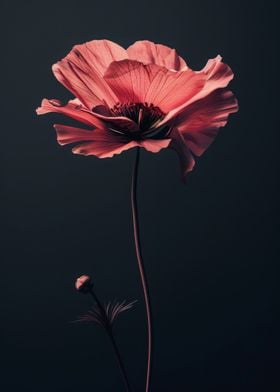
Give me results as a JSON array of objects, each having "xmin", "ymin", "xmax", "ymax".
[
  {"xmin": 127, "ymin": 40, "xmax": 187, "ymax": 70},
  {"xmin": 104, "ymin": 60, "xmax": 157, "ymax": 103},
  {"xmin": 90, "ymin": 107, "xmax": 139, "ymax": 131},
  {"xmin": 36, "ymin": 98, "xmax": 138, "ymax": 131},
  {"xmin": 169, "ymin": 89, "xmax": 238, "ymax": 181},
  {"xmin": 175, "ymin": 89, "xmax": 238, "ymax": 156},
  {"xmin": 54, "ymin": 124, "xmax": 97, "ymax": 145},
  {"xmin": 170, "ymin": 128, "xmax": 196, "ymax": 181},
  {"xmin": 55, "ymin": 124, "xmax": 171, "ymax": 158},
  {"xmin": 202, "ymin": 55, "xmax": 234, "ymax": 84},
  {"xmin": 72, "ymin": 139, "xmax": 138, "ymax": 158},
  {"xmin": 147, "ymin": 68, "xmax": 205, "ymax": 113},
  {"xmin": 76, "ymin": 40, "xmax": 128, "ymax": 75},
  {"xmin": 157, "ymin": 56, "xmax": 235, "ymax": 127},
  {"xmin": 195, "ymin": 55, "xmax": 234, "ymax": 100},
  {"xmin": 72, "ymin": 139, "xmax": 171, "ymax": 158},
  {"xmin": 139, "ymin": 139, "xmax": 171, "ymax": 153},
  {"xmin": 52, "ymin": 40, "xmax": 128, "ymax": 109},
  {"xmin": 53, "ymin": 126, "xmax": 132, "ymax": 158},
  {"xmin": 36, "ymin": 99, "xmax": 105, "ymax": 129},
  {"xmin": 104, "ymin": 60, "xmax": 205, "ymax": 112}
]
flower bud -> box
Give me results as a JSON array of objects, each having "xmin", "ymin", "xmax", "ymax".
[{"xmin": 75, "ymin": 275, "xmax": 93, "ymax": 293}]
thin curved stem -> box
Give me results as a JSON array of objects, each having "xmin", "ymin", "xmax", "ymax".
[
  {"xmin": 131, "ymin": 147, "xmax": 153, "ymax": 392},
  {"xmin": 107, "ymin": 330, "xmax": 132, "ymax": 392},
  {"xmin": 90, "ymin": 290, "xmax": 132, "ymax": 392}
]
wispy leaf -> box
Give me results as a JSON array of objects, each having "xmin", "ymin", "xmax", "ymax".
[{"xmin": 75, "ymin": 300, "xmax": 137, "ymax": 329}]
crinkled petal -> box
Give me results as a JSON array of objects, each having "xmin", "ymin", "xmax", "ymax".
[
  {"xmin": 52, "ymin": 40, "xmax": 128, "ymax": 109},
  {"xmin": 36, "ymin": 99, "xmax": 105, "ymax": 129},
  {"xmin": 104, "ymin": 60, "xmax": 205, "ymax": 112},
  {"xmin": 201, "ymin": 55, "xmax": 234, "ymax": 85},
  {"xmin": 127, "ymin": 40, "xmax": 187, "ymax": 71},
  {"xmin": 54, "ymin": 124, "xmax": 97, "ymax": 145},
  {"xmin": 91, "ymin": 106, "xmax": 139, "ymax": 131},
  {"xmin": 36, "ymin": 98, "xmax": 138, "ymax": 131},
  {"xmin": 75, "ymin": 40, "xmax": 128, "ymax": 75},
  {"xmin": 60, "ymin": 126, "xmax": 171, "ymax": 158},
  {"xmin": 147, "ymin": 67, "xmax": 205, "ymax": 112},
  {"xmin": 195, "ymin": 55, "xmax": 234, "ymax": 100},
  {"xmin": 157, "ymin": 56, "xmax": 235, "ymax": 127},
  {"xmin": 73, "ymin": 139, "xmax": 170, "ymax": 158},
  {"xmin": 54, "ymin": 125, "xmax": 137, "ymax": 158},
  {"xmin": 170, "ymin": 128, "xmax": 196, "ymax": 181},
  {"xmin": 72, "ymin": 139, "xmax": 138, "ymax": 158},
  {"xmin": 169, "ymin": 89, "xmax": 238, "ymax": 181},
  {"xmin": 139, "ymin": 139, "xmax": 171, "ymax": 153},
  {"xmin": 175, "ymin": 89, "xmax": 238, "ymax": 156}
]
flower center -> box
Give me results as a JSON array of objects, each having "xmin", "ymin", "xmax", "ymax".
[{"xmin": 109, "ymin": 102, "xmax": 170, "ymax": 140}]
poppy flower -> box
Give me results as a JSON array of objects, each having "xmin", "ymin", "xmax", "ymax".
[{"xmin": 37, "ymin": 40, "xmax": 238, "ymax": 179}]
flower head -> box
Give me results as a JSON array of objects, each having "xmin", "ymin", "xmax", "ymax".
[
  {"xmin": 37, "ymin": 40, "xmax": 238, "ymax": 180},
  {"xmin": 75, "ymin": 275, "xmax": 93, "ymax": 293}
]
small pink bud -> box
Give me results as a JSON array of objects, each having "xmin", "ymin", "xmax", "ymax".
[{"xmin": 75, "ymin": 275, "xmax": 93, "ymax": 293}]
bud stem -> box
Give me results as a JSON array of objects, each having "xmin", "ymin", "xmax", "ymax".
[{"xmin": 89, "ymin": 289, "xmax": 132, "ymax": 392}]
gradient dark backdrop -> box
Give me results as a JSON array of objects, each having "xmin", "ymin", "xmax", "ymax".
[{"xmin": 1, "ymin": 0, "xmax": 279, "ymax": 391}]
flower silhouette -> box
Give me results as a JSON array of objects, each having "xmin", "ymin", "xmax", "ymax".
[{"xmin": 37, "ymin": 40, "xmax": 238, "ymax": 179}]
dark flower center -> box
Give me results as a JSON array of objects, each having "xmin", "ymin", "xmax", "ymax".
[{"xmin": 108, "ymin": 102, "xmax": 170, "ymax": 140}]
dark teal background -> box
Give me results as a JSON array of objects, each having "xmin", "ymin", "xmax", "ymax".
[{"xmin": 1, "ymin": 0, "xmax": 278, "ymax": 391}]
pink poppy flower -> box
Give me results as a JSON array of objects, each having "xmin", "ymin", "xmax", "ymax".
[{"xmin": 37, "ymin": 40, "xmax": 238, "ymax": 179}]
